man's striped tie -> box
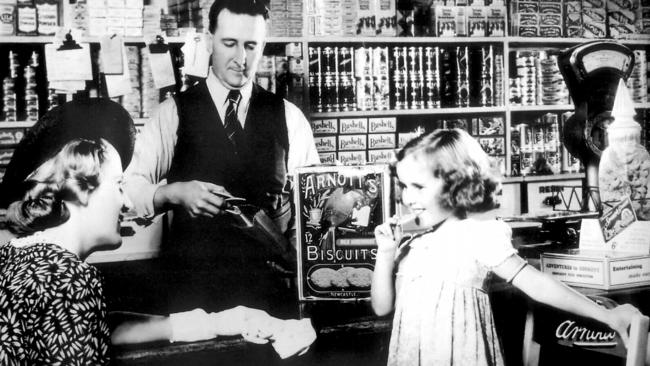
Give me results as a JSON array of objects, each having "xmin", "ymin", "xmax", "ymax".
[{"xmin": 224, "ymin": 89, "xmax": 243, "ymax": 153}]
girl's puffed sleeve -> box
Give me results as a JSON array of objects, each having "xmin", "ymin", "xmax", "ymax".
[{"xmin": 471, "ymin": 219, "xmax": 527, "ymax": 281}]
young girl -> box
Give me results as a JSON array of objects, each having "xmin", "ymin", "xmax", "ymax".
[{"xmin": 372, "ymin": 128, "xmax": 641, "ymax": 366}]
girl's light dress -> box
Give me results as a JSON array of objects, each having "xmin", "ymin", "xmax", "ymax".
[{"xmin": 388, "ymin": 218, "xmax": 525, "ymax": 366}]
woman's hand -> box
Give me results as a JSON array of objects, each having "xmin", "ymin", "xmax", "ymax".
[
  {"xmin": 605, "ymin": 303, "xmax": 643, "ymax": 347},
  {"xmin": 374, "ymin": 216, "xmax": 401, "ymax": 255}
]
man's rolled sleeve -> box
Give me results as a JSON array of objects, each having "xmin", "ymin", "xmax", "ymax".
[
  {"xmin": 124, "ymin": 98, "xmax": 179, "ymax": 217},
  {"xmin": 284, "ymin": 100, "xmax": 320, "ymax": 173}
]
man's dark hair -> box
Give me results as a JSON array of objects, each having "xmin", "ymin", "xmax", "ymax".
[{"xmin": 208, "ymin": 0, "xmax": 269, "ymax": 33}]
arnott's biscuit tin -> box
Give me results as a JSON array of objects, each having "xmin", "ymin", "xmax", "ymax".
[{"xmin": 294, "ymin": 165, "xmax": 391, "ymax": 300}]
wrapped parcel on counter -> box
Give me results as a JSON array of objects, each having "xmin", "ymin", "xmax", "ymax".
[{"xmin": 294, "ymin": 165, "xmax": 391, "ymax": 300}]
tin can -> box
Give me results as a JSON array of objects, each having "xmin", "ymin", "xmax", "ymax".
[
  {"xmin": 532, "ymin": 121, "xmax": 545, "ymax": 152},
  {"xmin": 354, "ymin": 47, "xmax": 371, "ymax": 78},
  {"xmin": 456, "ymin": 46, "xmax": 469, "ymax": 107},
  {"xmin": 521, "ymin": 152, "xmax": 534, "ymax": 176},
  {"xmin": 308, "ymin": 47, "xmax": 323, "ymax": 112},
  {"xmin": 373, "ymin": 47, "xmax": 389, "ymax": 78},
  {"xmin": 543, "ymin": 113, "xmax": 559, "ymax": 152},
  {"xmin": 519, "ymin": 123, "xmax": 533, "ymax": 153},
  {"xmin": 356, "ymin": 78, "xmax": 373, "ymax": 111},
  {"xmin": 410, "ymin": 75, "xmax": 424, "ymax": 109}
]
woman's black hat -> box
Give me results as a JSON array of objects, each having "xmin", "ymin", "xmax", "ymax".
[{"xmin": 0, "ymin": 98, "xmax": 136, "ymax": 209}]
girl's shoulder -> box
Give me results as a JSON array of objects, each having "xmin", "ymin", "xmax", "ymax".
[{"xmin": 454, "ymin": 218, "xmax": 512, "ymax": 237}]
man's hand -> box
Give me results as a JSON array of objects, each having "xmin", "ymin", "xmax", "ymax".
[{"xmin": 155, "ymin": 180, "xmax": 233, "ymax": 217}]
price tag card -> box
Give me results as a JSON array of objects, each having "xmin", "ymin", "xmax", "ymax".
[
  {"xmin": 181, "ymin": 31, "xmax": 210, "ymax": 78},
  {"xmin": 100, "ymin": 35, "xmax": 124, "ymax": 74},
  {"xmin": 44, "ymin": 43, "xmax": 93, "ymax": 81},
  {"xmin": 147, "ymin": 49, "xmax": 176, "ymax": 89}
]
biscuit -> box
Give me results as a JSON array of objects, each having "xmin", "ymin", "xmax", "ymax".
[
  {"xmin": 310, "ymin": 268, "xmax": 337, "ymax": 288},
  {"xmin": 347, "ymin": 267, "xmax": 373, "ymax": 288},
  {"xmin": 332, "ymin": 268, "xmax": 352, "ymax": 288}
]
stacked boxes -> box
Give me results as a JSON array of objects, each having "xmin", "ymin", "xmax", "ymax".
[
  {"xmin": 565, "ymin": 0, "xmax": 582, "ymax": 37},
  {"xmin": 607, "ymin": 0, "xmax": 642, "ymax": 39},
  {"xmin": 510, "ymin": 50, "xmax": 570, "ymax": 106},
  {"xmin": 510, "ymin": 0, "xmax": 540, "ymax": 37},
  {"xmin": 627, "ymin": 50, "xmax": 647, "ymax": 103},
  {"xmin": 268, "ymin": 0, "xmax": 303, "ymax": 37},
  {"xmin": 311, "ymin": 116, "xmax": 397, "ymax": 165},
  {"xmin": 539, "ymin": 0, "xmax": 563, "ymax": 37},
  {"xmin": 87, "ymin": 0, "xmax": 143, "ymax": 37},
  {"xmin": 581, "ymin": 0, "xmax": 606, "ymax": 38},
  {"xmin": 308, "ymin": 0, "xmax": 396, "ymax": 37},
  {"xmin": 121, "ymin": 45, "xmax": 142, "ymax": 118},
  {"xmin": 140, "ymin": 47, "xmax": 159, "ymax": 118}
]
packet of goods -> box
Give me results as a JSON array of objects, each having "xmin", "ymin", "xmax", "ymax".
[{"xmin": 270, "ymin": 318, "xmax": 317, "ymax": 359}]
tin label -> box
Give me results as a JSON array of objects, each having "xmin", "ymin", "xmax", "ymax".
[{"xmin": 295, "ymin": 166, "xmax": 390, "ymax": 300}]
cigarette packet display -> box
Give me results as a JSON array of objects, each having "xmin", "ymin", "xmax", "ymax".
[
  {"xmin": 314, "ymin": 136, "xmax": 337, "ymax": 152},
  {"xmin": 339, "ymin": 118, "xmax": 368, "ymax": 134},
  {"xmin": 318, "ymin": 152, "xmax": 337, "ymax": 164},
  {"xmin": 541, "ymin": 249, "xmax": 650, "ymax": 289},
  {"xmin": 368, "ymin": 133, "xmax": 396, "ymax": 149},
  {"xmin": 294, "ymin": 165, "xmax": 391, "ymax": 300},
  {"xmin": 337, "ymin": 150, "xmax": 367, "ymax": 165},
  {"xmin": 368, "ymin": 117, "xmax": 397, "ymax": 133},
  {"xmin": 368, "ymin": 149, "xmax": 395, "ymax": 164},
  {"xmin": 338, "ymin": 134, "xmax": 367, "ymax": 151},
  {"xmin": 311, "ymin": 119, "xmax": 338, "ymax": 135}
]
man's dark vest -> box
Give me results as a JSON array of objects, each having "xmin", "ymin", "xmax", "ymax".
[{"xmin": 162, "ymin": 81, "xmax": 292, "ymax": 312}]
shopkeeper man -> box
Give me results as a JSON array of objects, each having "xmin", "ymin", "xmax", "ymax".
[{"xmin": 124, "ymin": 0, "xmax": 319, "ymax": 315}]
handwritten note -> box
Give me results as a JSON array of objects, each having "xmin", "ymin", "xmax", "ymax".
[
  {"xmin": 147, "ymin": 49, "xmax": 176, "ymax": 89},
  {"xmin": 44, "ymin": 43, "xmax": 93, "ymax": 81},
  {"xmin": 100, "ymin": 35, "xmax": 124, "ymax": 74},
  {"xmin": 181, "ymin": 31, "xmax": 210, "ymax": 78},
  {"xmin": 105, "ymin": 45, "xmax": 132, "ymax": 97}
]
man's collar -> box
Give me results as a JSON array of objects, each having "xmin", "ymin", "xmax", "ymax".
[{"xmin": 206, "ymin": 67, "xmax": 253, "ymax": 106}]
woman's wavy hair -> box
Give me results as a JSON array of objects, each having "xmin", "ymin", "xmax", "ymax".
[
  {"xmin": 5, "ymin": 139, "xmax": 108, "ymax": 236},
  {"xmin": 394, "ymin": 128, "xmax": 502, "ymax": 215}
]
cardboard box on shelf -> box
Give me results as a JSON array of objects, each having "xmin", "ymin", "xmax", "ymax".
[{"xmin": 540, "ymin": 249, "xmax": 650, "ymax": 289}]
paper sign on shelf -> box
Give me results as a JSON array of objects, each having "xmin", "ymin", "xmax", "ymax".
[
  {"xmin": 147, "ymin": 49, "xmax": 176, "ymax": 89},
  {"xmin": 579, "ymin": 218, "xmax": 650, "ymax": 254},
  {"xmin": 44, "ymin": 43, "xmax": 93, "ymax": 81},
  {"xmin": 105, "ymin": 45, "xmax": 132, "ymax": 97},
  {"xmin": 180, "ymin": 31, "xmax": 210, "ymax": 78},
  {"xmin": 100, "ymin": 35, "xmax": 125, "ymax": 74}
]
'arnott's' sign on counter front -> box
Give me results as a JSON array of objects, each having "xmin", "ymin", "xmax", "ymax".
[{"xmin": 294, "ymin": 165, "xmax": 391, "ymax": 300}]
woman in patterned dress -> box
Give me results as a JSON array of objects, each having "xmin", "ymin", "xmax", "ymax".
[
  {"xmin": 371, "ymin": 128, "xmax": 642, "ymax": 366},
  {"xmin": 0, "ymin": 100, "xmax": 293, "ymax": 365}
]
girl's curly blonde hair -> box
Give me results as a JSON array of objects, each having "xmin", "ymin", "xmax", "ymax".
[{"xmin": 394, "ymin": 128, "xmax": 502, "ymax": 215}]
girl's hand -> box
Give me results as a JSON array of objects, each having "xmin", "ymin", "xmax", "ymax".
[
  {"xmin": 605, "ymin": 303, "xmax": 642, "ymax": 347},
  {"xmin": 374, "ymin": 216, "xmax": 401, "ymax": 255}
]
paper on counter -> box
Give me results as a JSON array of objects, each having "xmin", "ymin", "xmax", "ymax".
[
  {"xmin": 270, "ymin": 318, "xmax": 317, "ymax": 359},
  {"xmin": 44, "ymin": 43, "xmax": 93, "ymax": 81}
]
